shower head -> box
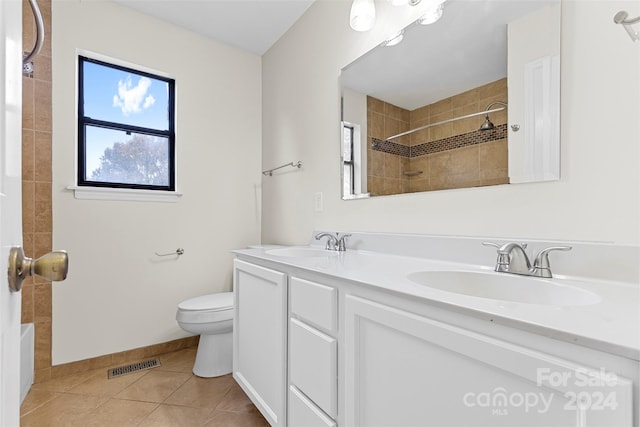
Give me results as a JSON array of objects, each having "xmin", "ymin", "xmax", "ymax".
[
  {"xmin": 478, "ymin": 101, "xmax": 507, "ymax": 131},
  {"xmin": 479, "ymin": 115, "xmax": 494, "ymax": 131}
]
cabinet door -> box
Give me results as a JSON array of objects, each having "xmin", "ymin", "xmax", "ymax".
[
  {"xmin": 233, "ymin": 259, "xmax": 287, "ymax": 427},
  {"xmin": 344, "ymin": 295, "xmax": 632, "ymax": 427}
]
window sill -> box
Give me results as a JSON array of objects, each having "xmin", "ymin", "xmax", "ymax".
[
  {"xmin": 66, "ymin": 186, "xmax": 183, "ymax": 203},
  {"xmin": 342, "ymin": 193, "xmax": 370, "ymax": 200}
]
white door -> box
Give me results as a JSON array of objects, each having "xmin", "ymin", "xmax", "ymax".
[{"xmin": 1, "ymin": 0, "xmax": 24, "ymax": 425}]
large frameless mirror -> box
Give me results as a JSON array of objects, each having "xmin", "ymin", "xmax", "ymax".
[{"xmin": 340, "ymin": 0, "xmax": 561, "ymax": 199}]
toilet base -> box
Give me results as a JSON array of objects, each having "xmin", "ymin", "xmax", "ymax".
[{"xmin": 193, "ymin": 330, "xmax": 232, "ymax": 378}]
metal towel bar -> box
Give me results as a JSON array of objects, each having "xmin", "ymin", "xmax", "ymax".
[
  {"xmin": 614, "ymin": 11, "xmax": 640, "ymax": 41},
  {"xmin": 155, "ymin": 248, "xmax": 184, "ymax": 257},
  {"xmin": 262, "ymin": 161, "xmax": 302, "ymax": 176}
]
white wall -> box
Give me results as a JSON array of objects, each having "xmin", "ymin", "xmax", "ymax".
[
  {"xmin": 262, "ymin": 0, "xmax": 640, "ymax": 246},
  {"xmin": 52, "ymin": 1, "xmax": 262, "ymax": 364}
]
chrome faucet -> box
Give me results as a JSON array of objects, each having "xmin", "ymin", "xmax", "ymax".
[
  {"xmin": 494, "ymin": 242, "xmax": 531, "ymax": 275},
  {"xmin": 483, "ymin": 242, "xmax": 571, "ymax": 278},
  {"xmin": 315, "ymin": 232, "xmax": 338, "ymax": 250},
  {"xmin": 315, "ymin": 232, "xmax": 351, "ymax": 251}
]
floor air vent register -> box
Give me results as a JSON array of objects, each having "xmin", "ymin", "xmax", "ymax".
[{"xmin": 107, "ymin": 358, "xmax": 161, "ymax": 379}]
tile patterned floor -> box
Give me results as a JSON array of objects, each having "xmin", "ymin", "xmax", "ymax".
[{"xmin": 20, "ymin": 348, "xmax": 269, "ymax": 426}]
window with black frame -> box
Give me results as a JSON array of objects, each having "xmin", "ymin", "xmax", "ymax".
[
  {"xmin": 342, "ymin": 123, "xmax": 356, "ymax": 196},
  {"xmin": 78, "ymin": 56, "xmax": 175, "ymax": 191}
]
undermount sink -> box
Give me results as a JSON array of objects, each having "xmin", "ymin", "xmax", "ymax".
[
  {"xmin": 265, "ymin": 247, "xmax": 339, "ymax": 258},
  {"xmin": 406, "ymin": 270, "xmax": 601, "ymax": 306}
]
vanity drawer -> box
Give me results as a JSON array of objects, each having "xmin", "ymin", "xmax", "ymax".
[
  {"xmin": 290, "ymin": 277, "xmax": 337, "ymax": 332},
  {"xmin": 289, "ymin": 385, "xmax": 336, "ymax": 427},
  {"xmin": 289, "ymin": 318, "xmax": 337, "ymax": 418}
]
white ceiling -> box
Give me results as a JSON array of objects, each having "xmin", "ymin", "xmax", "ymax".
[
  {"xmin": 111, "ymin": 0, "xmax": 559, "ymax": 111},
  {"xmin": 112, "ymin": 0, "xmax": 316, "ymax": 55}
]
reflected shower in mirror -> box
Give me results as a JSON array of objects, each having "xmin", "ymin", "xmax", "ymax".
[{"xmin": 340, "ymin": 0, "xmax": 561, "ymax": 199}]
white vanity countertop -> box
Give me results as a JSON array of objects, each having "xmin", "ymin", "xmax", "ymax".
[{"xmin": 233, "ymin": 244, "xmax": 640, "ymax": 361}]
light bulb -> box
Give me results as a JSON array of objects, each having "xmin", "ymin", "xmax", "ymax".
[
  {"xmin": 350, "ymin": 0, "xmax": 376, "ymax": 32},
  {"xmin": 381, "ymin": 31, "xmax": 404, "ymax": 47}
]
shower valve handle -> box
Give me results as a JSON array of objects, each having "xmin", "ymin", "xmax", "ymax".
[{"xmin": 7, "ymin": 246, "xmax": 69, "ymax": 292}]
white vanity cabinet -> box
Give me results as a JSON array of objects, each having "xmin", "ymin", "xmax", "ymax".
[
  {"xmin": 288, "ymin": 277, "xmax": 338, "ymax": 427},
  {"xmin": 233, "ymin": 259, "xmax": 288, "ymax": 427},
  {"xmin": 233, "ymin": 252, "xmax": 638, "ymax": 427},
  {"xmin": 343, "ymin": 293, "xmax": 635, "ymax": 427}
]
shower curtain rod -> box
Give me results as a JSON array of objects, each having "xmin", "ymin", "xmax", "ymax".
[
  {"xmin": 385, "ymin": 106, "xmax": 505, "ymax": 141},
  {"xmin": 23, "ymin": 0, "xmax": 45, "ymax": 65}
]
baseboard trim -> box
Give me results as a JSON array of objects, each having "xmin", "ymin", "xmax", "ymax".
[{"xmin": 42, "ymin": 336, "xmax": 198, "ymax": 383}]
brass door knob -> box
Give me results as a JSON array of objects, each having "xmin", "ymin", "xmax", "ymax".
[{"xmin": 7, "ymin": 246, "xmax": 68, "ymax": 292}]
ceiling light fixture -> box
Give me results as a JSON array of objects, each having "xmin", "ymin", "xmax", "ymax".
[
  {"xmin": 614, "ymin": 10, "xmax": 640, "ymax": 42},
  {"xmin": 350, "ymin": 0, "xmax": 376, "ymax": 32},
  {"xmin": 418, "ymin": 2, "xmax": 444, "ymax": 25},
  {"xmin": 387, "ymin": 0, "xmax": 422, "ymax": 5},
  {"xmin": 381, "ymin": 30, "xmax": 404, "ymax": 47}
]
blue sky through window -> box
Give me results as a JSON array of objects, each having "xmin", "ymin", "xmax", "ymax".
[{"xmin": 83, "ymin": 60, "xmax": 170, "ymax": 176}]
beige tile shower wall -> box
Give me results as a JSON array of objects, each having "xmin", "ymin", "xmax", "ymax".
[
  {"xmin": 22, "ymin": 0, "xmax": 54, "ymax": 383},
  {"xmin": 367, "ymin": 96, "xmax": 410, "ymax": 196},
  {"xmin": 411, "ymin": 139, "xmax": 508, "ymax": 192},
  {"xmin": 406, "ymin": 78, "xmax": 509, "ymax": 193},
  {"xmin": 368, "ymin": 79, "xmax": 508, "ymax": 194},
  {"xmin": 408, "ymin": 78, "xmax": 508, "ymax": 145}
]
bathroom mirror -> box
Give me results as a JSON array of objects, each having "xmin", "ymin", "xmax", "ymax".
[{"xmin": 340, "ymin": 0, "xmax": 561, "ymax": 199}]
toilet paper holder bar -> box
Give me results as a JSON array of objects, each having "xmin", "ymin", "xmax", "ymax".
[{"xmin": 155, "ymin": 248, "xmax": 184, "ymax": 257}]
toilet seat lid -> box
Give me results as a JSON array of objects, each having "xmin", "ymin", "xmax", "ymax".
[{"xmin": 178, "ymin": 292, "xmax": 233, "ymax": 311}]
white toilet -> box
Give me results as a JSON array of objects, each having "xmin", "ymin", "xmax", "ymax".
[{"xmin": 176, "ymin": 292, "xmax": 234, "ymax": 378}]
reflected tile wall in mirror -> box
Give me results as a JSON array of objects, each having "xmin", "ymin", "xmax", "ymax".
[{"xmin": 367, "ymin": 78, "xmax": 509, "ymax": 196}]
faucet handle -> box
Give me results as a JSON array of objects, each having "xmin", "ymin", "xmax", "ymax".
[
  {"xmin": 532, "ymin": 246, "xmax": 572, "ymax": 278},
  {"xmin": 481, "ymin": 242, "xmax": 500, "ymax": 249},
  {"xmin": 533, "ymin": 246, "xmax": 572, "ymax": 269},
  {"xmin": 482, "ymin": 242, "xmax": 509, "ymax": 272},
  {"xmin": 337, "ymin": 234, "xmax": 351, "ymax": 251}
]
